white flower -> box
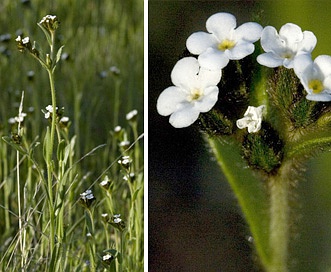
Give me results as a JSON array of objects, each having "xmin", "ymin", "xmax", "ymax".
[
  {"xmin": 15, "ymin": 36, "xmax": 30, "ymax": 44},
  {"xmin": 126, "ymin": 109, "xmax": 138, "ymax": 121},
  {"xmin": 157, "ymin": 57, "xmax": 221, "ymax": 128},
  {"xmin": 113, "ymin": 214, "xmax": 122, "ymax": 224},
  {"xmin": 236, "ymin": 105, "xmax": 265, "ymax": 133},
  {"xmin": 186, "ymin": 12, "xmax": 262, "ymax": 70},
  {"xmin": 257, "ymin": 23, "xmax": 317, "ymax": 68},
  {"xmin": 39, "ymin": 15, "xmax": 57, "ymax": 24},
  {"xmin": 294, "ymin": 54, "xmax": 331, "ymax": 101},
  {"xmin": 44, "ymin": 105, "xmax": 58, "ymax": 119}
]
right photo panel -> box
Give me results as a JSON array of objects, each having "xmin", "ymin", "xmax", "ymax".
[{"xmin": 149, "ymin": 1, "xmax": 331, "ymax": 271}]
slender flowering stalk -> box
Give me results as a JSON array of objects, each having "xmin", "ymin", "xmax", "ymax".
[{"xmin": 15, "ymin": 14, "xmax": 63, "ymax": 261}]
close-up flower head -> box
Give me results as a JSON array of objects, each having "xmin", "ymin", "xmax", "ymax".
[
  {"xmin": 294, "ymin": 54, "xmax": 331, "ymax": 101},
  {"xmin": 257, "ymin": 23, "xmax": 317, "ymax": 68},
  {"xmin": 157, "ymin": 57, "xmax": 221, "ymax": 128},
  {"xmin": 186, "ymin": 12, "xmax": 263, "ymax": 70}
]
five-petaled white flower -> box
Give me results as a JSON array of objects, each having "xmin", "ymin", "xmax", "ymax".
[
  {"xmin": 186, "ymin": 12, "xmax": 263, "ymax": 71},
  {"xmin": 257, "ymin": 23, "xmax": 317, "ymax": 69},
  {"xmin": 236, "ymin": 105, "xmax": 265, "ymax": 133},
  {"xmin": 157, "ymin": 57, "xmax": 221, "ymax": 128},
  {"xmin": 294, "ymin": 54, "xmax": 331, "ymax": 101}
]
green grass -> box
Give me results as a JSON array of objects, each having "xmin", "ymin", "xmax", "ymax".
[{"xmin": 0, "ymin": 1, "xmax": 144, "ymax": 271}]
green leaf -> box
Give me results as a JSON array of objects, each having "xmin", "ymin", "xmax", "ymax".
[
  {"xmin": 56, "ymin": 45, "xmax": 64, "ymax": 64},
  {"xmin": 84, "ymin": 210, "xmax": 94, "ymax": 234},
  {"xmin": 132, "ymin": 187, "xmax": 141, "ymax": 202},
  {"xmin": 2, "ymin": 136, "xmax": 28, "ymax": 155},
  {"xmin": 37, "ymin": 23, "xmax": 52, "ymax": 46},
  {"xmin": 286, "ymin": 130, "xmax": 331, "ymax": 159},
  {"xmin": 207, "ymin": 136, "xmax": 271, "ymax": 267}
]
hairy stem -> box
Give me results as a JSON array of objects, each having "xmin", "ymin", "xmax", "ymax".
[{"xmin": 267, "ymin": 161, "xmax": 292, "ymax": 272}]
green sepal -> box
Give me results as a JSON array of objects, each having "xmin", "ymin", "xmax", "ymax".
[{"xmin": 207, "ymin": 136, "xmax": 271, "ymax": 268}]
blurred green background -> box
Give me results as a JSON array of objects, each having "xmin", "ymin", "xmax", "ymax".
[
  {"xmin": 149, "ymin": 1, "xmax": 331, "ymax": 271},
  {"xmin": 0, "ymin": 1, "xmax": 144, "ymax": 270},
  {"xmin": 0, "ymin": 0, "xmax": 144, "ymax": 156}
]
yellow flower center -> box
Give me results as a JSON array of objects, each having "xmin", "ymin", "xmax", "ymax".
[
  {"xmin": 218, "ymin": 39, "xmax": 236, "ymax": 51},
  {"xmin": 188, "ymin": 88, "xmax": 203, "ymax": 102},
  {"xmin": 281, "ymin": 52, "xmax": 293, "ymax": 59},
  {"xmin": 308, "ymin": 79, "xmax": 324, "ymax": 94}
]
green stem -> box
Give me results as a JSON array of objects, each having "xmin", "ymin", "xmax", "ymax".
[
  {"xmin": 46, "ymin": 67, "xmax": 57, "ymax": 254},
  {"xmin": 268, "ymin": 163, "xmax": 290, "ymax": 272}
]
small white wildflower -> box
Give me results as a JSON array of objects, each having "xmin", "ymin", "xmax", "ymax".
[
  {"xmin": 186, "ymin": 12, "xmax": 262, "ymax": 70},
  {"xmin": 44, "ymin": 105, "xmax": 58, "ymax": 119},
  {"xmin": 103, "ymin": 254, "xmax": 113, "ymax": 261},
  {"xmin": 22, "ymin": 37, "xmax": 30, "ymax": 44},
  {"xmin": 40, "ymin": 15, "xmax": 57, "ymax": 24},
  {"xmin": 294, "ymin": 54, "xmax": 331, "ymax": 101},
  {"xmin": 119, "ymin": 140, "xmax": 130, "ymax": 148},
  {"xmin": 14, "ymin": 112, "xmax": 27, "ymax": 123},
  {"xmin": 114, "ymin": 125, "xmax": 122, "ymax": 133},
  {"xmin": 113, "ymin": 214, "xmax": 122, "ymax": 224},
  {"xmin": 126, "ymin": 109, "xmax": 138, "ymax": 121},
  {"xmin": 157, "ymin": 57, "xmax": 221, "ymax": 128},
  {"xmin": 257, "ymin": 23, "xmax": 317, "ymax": 68},
  {"xmin": 236, "ymin": 105, "xmax": 266, "ymax": 133}
]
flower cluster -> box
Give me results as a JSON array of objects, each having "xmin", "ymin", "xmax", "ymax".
[
  {"xmin": 79, "ymin": 189, "xmax": 96, "ymax": 208},
  {"xmin": 157, "ymin": 12, "xmax": 263, "ymax": 128},
  {"xmin": 157, "ymin": 11, "xmax": 331, "ymax": 130},
  {"xmin": 38, "ymin": 15, "xmax": 59, "ymax": 32},
  {"xmin": 101, "ymin": 213, "xmax": 125, "ymax": 232}
]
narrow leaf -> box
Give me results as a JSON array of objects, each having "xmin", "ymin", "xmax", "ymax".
[{"xmin": 207, "ymin": 136, "xmax": 271, "ymax": 267}]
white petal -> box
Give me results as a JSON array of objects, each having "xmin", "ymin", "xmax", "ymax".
[
  {"xmin": 248, "ymin": 121, "xmax": 262, "ymax": 133},
  {"xmin": 194, "ymin": 87, "xmax": 219, "ymax": 112},
  {"xmin": 236, "ymin": 117, "xmax": 249, "ymax": 129},
  {"xmin": 197, "ymin": 68, "xmax": 222, "ymax": 89},
  {"xmin": 260, "ymin": 26, "xmax": 285, "ymax": 54},
  {"xmin": 234, "ymin": 22, "xmax": 263, "ymax": 42},
  {"xmin": 169, "ymin": 105, "xmax": 200, "ymax": 128},
  {"xmin": 306, "ymin": 92, "xmax": 331, "ymax": 102},
  {"xmin": 279, "ymin": 23, "xmax": 303, "ymax": 47},
  {"xmin": 298, "ymin": 31, "xmax": 317, "ymax": 53},
  {"xmin": 186, "ymin": 32, "xmax": 217, "ymax": 55},
  {"xmin": 293, "ymin": 54, "xmax": 313, "ymax": 77},
  {"xmin": 257, "ymin": 52, "xmax": 284, "ymax": 68},
  {"xmin": 198, "ymin": 48, "xmax": 229, "ymax": 70},
  {"xmin": 156, "ymin": 86, "xmax": 187, "ymax": 116},
  {"xmin": 323, "ymin": 75, "xmax": 331, "ymax": 90},
  {"xmin": 226, "ymin": 42, "xmax": 254, "ymax": 60},
  {"xmin": 314, "ymin": 55, "xmax": 331, "ymax": 78},
  {"xmin": 171, "ymin": 57, "xmax": 199, "ymax": 90},
  {"xmin": 206, "ymin": 12, "xmax": 236, "ymax": 40}
]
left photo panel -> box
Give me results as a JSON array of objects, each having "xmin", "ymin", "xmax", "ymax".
[{"xmin": 0, "ymin": 0, "xmax": 144, "ymax": 271}]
